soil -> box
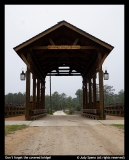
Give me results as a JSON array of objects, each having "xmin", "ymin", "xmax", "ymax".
[{"xmin": 5, "ymin": 112, "xmax": 124, "ymax": 155}]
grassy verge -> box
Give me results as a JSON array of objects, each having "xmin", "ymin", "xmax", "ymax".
[
  {"xmin": 111, "ymin": 124, "xmax": 124, "ymax": 130},
  {"xmin": 5, "ymin": 124, "xmax": 28, "ymax": 135}
]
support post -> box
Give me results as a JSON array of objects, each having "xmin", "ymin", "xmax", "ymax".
[
  {"xmin": 83, "ymin": 82, "xmax": 85, "ymax": 109},
  {"xmin": 99, "ymin": 67, "xmax": 104, "ymax": 119},
  {"xmin": 50, "ymin": 74, "xmax": 52, "ymax": 113},
  {"xmin": 25, "ymin": 67, "xmax": 30, "ymax": 120},
  {"xmin": 89, "ymin": 76, "xmax": 91, "ymax": 109},
  {"xmin": 85, "ymin": 82, "xmax": 87, "ymax": 109},
  {"xmin": 33, "ymin": 74, "xmax": 36, "ymax": 110},
  {"xmin": 93, "ymin": 75, "xmax": 96, "ymax": 109},
  {"xmin": 37, "ymin": 79, "xmax": 40, "ymax": 109},
  {"xmin": 41, "ymin": 82, "xmax": 45, "ymax": 109},
  {"xmin": 98, "ymin": 52, "xmax": 104, "ymax": 119}
]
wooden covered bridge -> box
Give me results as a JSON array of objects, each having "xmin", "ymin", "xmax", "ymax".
[{"xmin": 13, "ymin": 20, "xmax": 114, "ymax": 120}]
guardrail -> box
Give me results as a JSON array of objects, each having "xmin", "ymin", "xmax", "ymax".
[
  {"xmin": 5, "ymin": 104, "xmax": 47, "ymax": 120},
  {"xmin": 81, "ymin": 109, "xmax": 101, "ymax": 120},
  {"xmin": 29, "ymin": 109, "xmax": 47, "ymax": 120},
  {"xmin": 104, "ymin": 104, "xmax": 124, "ymax": 116},
  {"xmin": 5, "ymin": 104, "xmax": 25, "ymax": 117}
]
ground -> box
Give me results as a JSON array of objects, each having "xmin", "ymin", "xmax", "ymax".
[{"xmin": 4, "ymin": 112, "xmax": 124, "ymax": 155}]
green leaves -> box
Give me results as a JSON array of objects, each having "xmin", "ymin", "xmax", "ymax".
[{"xmin": 5, "ymin": 124, "xmax": 28, "ymax": 135}]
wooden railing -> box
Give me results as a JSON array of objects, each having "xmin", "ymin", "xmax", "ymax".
[
  {"xmin": 5, "ymin": 104, "xmax": 25, "ymax": 117},
  {"xmin": 81, "ymin": 109, "xmax": 101, "ymax": 120},
  {"xmin": 29, "ymin": 109, "xmax": 47, "ymax": 120},
  {"xmin": 5, "ymin": 104, "xmax": 47, "ymax": 120},
  {"xmin": 104, "ymin": 104, "xmax": 124, "ymax": 116}
]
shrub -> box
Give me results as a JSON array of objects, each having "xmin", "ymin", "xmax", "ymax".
[{"xmin": 68, "ymin": 108, "xmax": 74, "ymax": 115}]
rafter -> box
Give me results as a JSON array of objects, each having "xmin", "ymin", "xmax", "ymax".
[
  {"xmin": 47, "ymin": 73, "xmax": 81, "ymax": 76},
  {"xmin": 30, "ymin": 49, "xmax": 46, "ymax": 77},
  {"xmin": 98, "ymin": 53, "xmax": 108, "ymax": 70},
  {"xmin": 49, "ymin": 38, "xmax": 55, "ymax": 45},
  {"xmin": 27, "ymin": 52, "xmax": 45, "ymax": 83},
  {"xmin": 73, "ymin": 38, "xmax": 79, "ymax": 45},
  {"xmin": 82, "ymin": 52, "xmax": 98, "ymax": 77},
  {"xmin": 20, "ymin": 53, "xmax": 30, "ymax": 69},
  {"xmin": 38, "ymin": 52, "xmax": 90, "ymax": 60}
]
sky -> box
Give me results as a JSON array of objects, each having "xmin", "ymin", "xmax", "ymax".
[{"xmin": 5, "ymin": 5, "xmax": 124, "ymax": 98}]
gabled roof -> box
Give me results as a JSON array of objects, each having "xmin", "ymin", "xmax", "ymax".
[
  {"xmin": 13, "ymin": 20, "xmax": 114, "ymax": 80},
  {"xmin": 13, "ymin": 20, "xmax": 114, "ymax": 52}
]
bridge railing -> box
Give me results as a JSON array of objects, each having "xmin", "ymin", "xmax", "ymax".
[
  {"xmin": 29, "ymin": 109, "xmax": 47, "ymax": 120},
  {"xmin": 80, "ymin": 103, "xmax": 124, "ymax": 119},
  {"xmin": 5, "ymin": 104, "xmax": 25, "ymax": 117},
  {"xmin": 81, "ymin": 109, "xmax": 101, "ymax": 120},
  {"xmin": 4, "ymin": 103, "xmax": 47, "ymax": 120},
  {"xmin": 104, "ymin": 103, "xmax": 124, "ymax": 116}
]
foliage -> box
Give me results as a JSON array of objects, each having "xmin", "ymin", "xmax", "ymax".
[
  {"xmin": 5, "ymin": 124, "xmax": 28, "ymax": 135},
  {"xmin": 5, "ymin": 85, "xmax": 124, "ymax": 109},
  {"xmin": 75, "ymin": 89, "xmax": 83, "ymax": 106},
  {"xmin": 75, "ymin": 105, "xmax": 81, "ymax": 111},
  {"xmin": 111, "ymin": 124, "xmax": 124, "ymax": 130},
  {"xmin": 104, "ymin": 85, "xmax": 124, "ymax": 105},
  {"xmin": 5, "ymin": 92, "xmax": 26, "ymax": 105},
  {"xmin": 68, "ymin": 108, "xmax": 74, "ymax": 115}
]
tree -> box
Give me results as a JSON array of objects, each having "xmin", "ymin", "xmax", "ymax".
[
  {"xmin": 45, "ymin": 95, "xmax": 50, "ymax": 109},
  {"xmin": 51, "ymin": 91, "xmax": 60, "ymax": 110},
  {"xmin": 66, "ymin": 96, "xmax": 73, "ymax": 108},
  {"xmin": 75, "ymin": 89, "xmax": 83, "ymax": 106},
  {"xmin": 104, "ymin": 85, "xmax": 115, "ymax": 105},
  {"xmin": 60, "ymin": 93, "xmax": 67, "ymax": 110},
  {"xmin": 118, "ymin": 89, "xmax": 124, "ymax": 104}
]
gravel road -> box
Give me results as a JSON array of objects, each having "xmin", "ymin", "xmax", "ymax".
[{"xmin": 5, "ymin": 111, "xmax": 124, "ymax": 155}]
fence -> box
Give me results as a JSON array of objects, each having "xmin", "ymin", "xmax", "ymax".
[
  {"xmin": 5, "ymin": 104, "xmax": 47, "ymax": 120},
  {"xmin": 77, "ymin": 103, "xmax": 124, "ymax": 119},
  {"xmin": 5, "ymin": 104, "xmax": 25, "ymax": 117},
  {"xmin": 104, "ymin": 103, "xmax": 124, "ymax": 116}
]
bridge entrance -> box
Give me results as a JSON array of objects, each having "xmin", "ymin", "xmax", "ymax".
[{"xmin": 13, "ymin": 20, "xmax": 114, "ymax": 120}]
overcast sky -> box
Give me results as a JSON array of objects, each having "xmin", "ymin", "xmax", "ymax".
[{"xmin": 5, "ymin": 5, "xmax": 124, "ymax": 98}]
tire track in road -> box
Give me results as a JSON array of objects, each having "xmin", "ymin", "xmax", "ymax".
[{"xmin": 5, "ymin": 114, "xmax": 124, "ymax": 155}]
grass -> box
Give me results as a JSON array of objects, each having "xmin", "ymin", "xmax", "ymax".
[
  {"xmin": 111, "ymin": 124, "xmax": 124, "ymax": 130},
  {"xmin": 5, "ymin": 124, "xmax": 28, "ymax": 135}
]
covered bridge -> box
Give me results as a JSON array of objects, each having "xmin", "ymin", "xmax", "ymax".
[{"xmin": 13, "ymin": 20, "xmax": 114, "ymax": 120}]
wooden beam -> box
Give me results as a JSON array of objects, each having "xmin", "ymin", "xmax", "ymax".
[
  {"xmin": 41, "ymin": 83, "xmax": 45, "ymax": 109},
  {"xmin": 73, "ymin": 38, "xmax": 79, "ymax": 45},
  {"xmin": 32, "ymin": 45, "xmax": 97, "ymax": 50},
  {"xmin": 80, "ymin": 46, "xmax": 97, "ymax": 49},
  {"xmin": 93, "ymin": 75, "xmax": 96, "ymax": 109},
  {"xmin": 37, "ymin": 79, "xmax": 40, "ymax": 109},
  {"xmin": 85, "ymin": 82, "xmax": 88, "ymax": 109},
  {"xmin": 64, "ymin": 22, "xmax": 114, "ymax": 50},
  {"xmin": 47, "ymin": 73, "xmax": 81, "ymax": 76},
  {"xmin": 14, "ymin": 22, "xmax": 64, "ymax": 51},
  {"xmin": 20, "ymin": 53, "xmax": 30, "ymax": 69},
  {"xmin": 49, "ymin": 71, "xmax": 80, "ymax": 73},
  {"xmin": 25, "ymin": 67, "xmax": 30, "ymax": 120},
  {"xmin": 49, "ymin": 45, "xmax": 81, "ymax": 49},
  {"xmin": 39, "ymin": 53, "xmax": 90, "ymax": 60},
  {"xmin": 89, "ymin": 76, "xmax": 92, "ymax": 109},
  {"xmin": 98, "ymin": 52, "xmax": 104, "ymax": 119},
  {"xmin": 99, "ymin": 66, "xmax": 104, "ymax": 119},
  {"xmin": 49, "ymin": 38, "xmax": 55, "ymax": 45},
  {"xmin": 30, "ymin": 49, "xmax": 46, "ymax": 77},
  {"xmin": 98, "ymin": 53, "xmax": 108, "ymax": 70},
  {"xmin": 27, "ymin": 52, "xmax": 45, "ymax": 83},
  {"xmin": 33, "ymin": 74, "xmax": 36, "ymax": 110},
  {"xmin": 82, "ymin": 53, "xmax": 97, "ymax": 77},
  {"xmin": 83, "ymin": 82, "xmax": 85, "ymax": 109}
]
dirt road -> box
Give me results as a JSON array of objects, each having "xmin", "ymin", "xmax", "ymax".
[{"xmin": 5, "ymin": 111, "xmax": 124, "ymax": 155}]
